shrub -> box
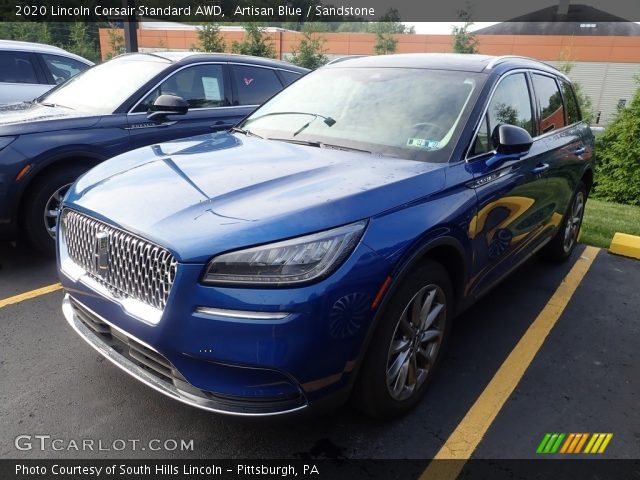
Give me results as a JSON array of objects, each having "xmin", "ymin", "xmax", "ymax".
[{"xmin": 593, "ymin": 77, "xmax": 640, "ymax": 206}]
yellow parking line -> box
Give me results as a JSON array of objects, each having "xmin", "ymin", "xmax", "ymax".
[
  {"xmin": 0, "ymin": 283, "xmax": 63, "ymax": 309},
  {"xmin": 420, "ymin": 246, "xmax": 599, "ymax": 480}
]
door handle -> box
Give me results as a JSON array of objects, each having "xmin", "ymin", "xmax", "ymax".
[
  {"xmin": 532, "ymin": 163, "xmax": 550, "ymax": 174},
  {"xmin": 574, "ymin": 146, "xmax": 586, "ymax": 156}
]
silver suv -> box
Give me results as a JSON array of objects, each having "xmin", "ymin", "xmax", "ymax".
[{"xmin": 0, "ymin": 40, "xmax": 93, "ymax": 105}]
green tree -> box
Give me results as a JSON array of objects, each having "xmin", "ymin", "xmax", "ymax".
[
  {"xmin": 592, "ymin": 76, "xmax": 640, "ymax": 206},
  {"xmin": 373, "ymin": 27, "xmax": 397, "ymax": 55},
  {"xmin": 290, "ymin": 25, "xmax": 327, "ymax": 69},
  {"xmin": 0, "ymin": 22, "xmax": 52, "ymax": 44},
  {"xmin": 452, "ymin": 9, "xmax": 478, "ymax": 53},
  {"xmin": 105, "ymin": 28, "xmax": 125, "ymax": 60},
  {"xmin": 557, "ymin": 58, "xmax": 594, "ymax": 125},
  {"xmin": 193, "ymin": 23, "xmax": 226, "ymax": 52},
  {"xmin": 67, "ymin": 22, "xmax": 99, "ymax": 63},
  {"xmin": 231, "ymin": 23, "xmax": 275, "ymax": 58},
  {"xmin": 371, "ymin": 11, "xmax": 405, "ymax": 56}
]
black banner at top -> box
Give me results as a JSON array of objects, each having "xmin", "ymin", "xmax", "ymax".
[{"xmin": 1, "ymin": 0, "xmax": 640, "ymax": 22}]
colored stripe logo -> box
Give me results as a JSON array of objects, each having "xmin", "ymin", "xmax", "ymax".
[{"xmin": 537, "ymin": 433, "xmax": 613, "ymax": 454}]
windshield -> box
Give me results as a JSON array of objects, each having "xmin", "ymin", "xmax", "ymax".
[
  {"xmin": 242, "ymin": 67, "xmax": 485, "ymax": 161},
  {"xmin": 40, "ymin": 56, "xmax": 169, "ymax": 114}
]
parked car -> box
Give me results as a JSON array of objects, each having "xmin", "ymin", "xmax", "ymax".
[
  {"xmin": 0, "ymin": 52, "xmax": 308, "ymax": 252},
  {"xmin": 0, "ymin": 39, "xmax": 93, "ymax": 105},
  {"xmin": 58, "ymin": 54, "xmax": 594, "ymax": 418}
]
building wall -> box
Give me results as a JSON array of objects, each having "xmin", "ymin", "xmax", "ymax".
[{"xmin": 99, "ymin": 28, "xmax": 640, "ymax": 125}]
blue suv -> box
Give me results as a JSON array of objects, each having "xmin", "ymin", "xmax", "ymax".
[
  {"xmin": 0, "ymin": 52, "xmax": 307, "ymax": 252},
  {"xmin": 58, "ymin": 54, "xmax": 594, "ymax": 418}
]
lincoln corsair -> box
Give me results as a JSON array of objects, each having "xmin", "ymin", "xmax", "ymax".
[
  {"xmin": 0, "ymin": 52, "xmax": 307, "ymax": 253},
  {"xmin": 58, "ymin": 54, "xmax": 594, "ymax": 418}
]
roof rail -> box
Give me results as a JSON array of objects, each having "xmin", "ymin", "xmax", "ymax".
[
  {"xmin": 485, "ymin": 55, "xmax": 542, "ymax": 70},
  {"xmin": 485, "ymin": 55, "xmax": 569, "ymax": 79},
  {"xmin": 326, "ymin": 55, "xmax": 367, "ymax": 65}
]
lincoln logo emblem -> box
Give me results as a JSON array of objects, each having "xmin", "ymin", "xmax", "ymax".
[{"xmin": 94, "ymin": 232, "xmax": 109, "ymax": 274}]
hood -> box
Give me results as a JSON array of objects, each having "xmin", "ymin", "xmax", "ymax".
[
  {"xmin": 0, "ymin": 102, "xmax": 99, "ymax": 135},
  {"xmin": 66, "ymin": 133, "xmax": 446, "ymax": 262}
]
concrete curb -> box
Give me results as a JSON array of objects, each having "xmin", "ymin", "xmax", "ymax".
[{"xmin": 609, "ymin": 232, "xmax": 640, "ymax": 260}]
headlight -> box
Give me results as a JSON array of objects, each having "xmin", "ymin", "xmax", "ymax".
[
  {"xmin": 0, "ymin": 136, "xmax": 17, "ymax": 152},
  {"xmin": 202, "ymin": 221, "xmax": 367, "ymax": 286}
]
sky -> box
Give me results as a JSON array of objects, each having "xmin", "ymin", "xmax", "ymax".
[{"xmin": 405, "ymin": 22, "xmax": 499, "ymax": 34}]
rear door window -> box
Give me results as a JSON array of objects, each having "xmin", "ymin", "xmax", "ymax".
[
  {"xmin": 231, "ymin": 65, "xmax": 283, "ymax": 106},
  {"xmin": 532, "ymin": 74, "xmax": 566, "ymax": 134},
  {"xmin": 560, "ymin": 80, "xmax": 581, "ymax": 125},
  {"xmin": 41, "ymin": 54, "xmax": 89, "ymax": 85},
  {"xmin": 0, "ymin": 51, "xmax": 40, "ymax": 84},
  {"xmin": 278, "ymin": 70, "xmax": 302, "ymax": 86}
]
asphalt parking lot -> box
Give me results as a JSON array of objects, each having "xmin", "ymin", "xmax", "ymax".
[{"xmin": 0, "ymin": 240, "xmax": 638, "ymax": 466}]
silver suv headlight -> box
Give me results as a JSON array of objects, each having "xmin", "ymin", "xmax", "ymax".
[{"xmin": 202, "ymin": 221, "xmax": 367, "ymax": 286}]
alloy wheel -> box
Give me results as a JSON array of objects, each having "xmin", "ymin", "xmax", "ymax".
[
  {"xmin": 44, "ymin": 183, "xmax": 72, "ymax": 240},
  {"xmin": 563, "ymin": 191, "xmax": 585, "ymax": 254},
  {"xmin": 386, "ymin": 284, "xmax": 446, "ymax": 401}
]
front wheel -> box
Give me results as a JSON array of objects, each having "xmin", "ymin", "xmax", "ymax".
[
  {"xmin": 353, "ymin": 261, "xmax": 453, "ymax": 419},
  {"xmin": 23, "ymin": 166, "xmax": 88, "ymax": 254},
  {"xmin": 540, "ymin": 181, "xmax": 587, "ymax": 262}
]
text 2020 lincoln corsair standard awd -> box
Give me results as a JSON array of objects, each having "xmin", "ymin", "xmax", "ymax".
[{"xmin": 58, "ymin": 54, "xmax": 594, "ymax": 418}]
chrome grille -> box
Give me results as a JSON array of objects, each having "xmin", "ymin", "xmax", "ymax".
[{"xmin": 61, "ymin": 209, "xmax": 177, "ymax": 310}]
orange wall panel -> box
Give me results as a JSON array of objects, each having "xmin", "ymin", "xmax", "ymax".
[{"xmin": 98, "ymin": 28, "xmax": 640, "ymax": 63}]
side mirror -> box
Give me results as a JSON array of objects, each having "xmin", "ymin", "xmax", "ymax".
[
  {"xmin": 486, "ymin": 124, "xmax": 533, "ymax": 167},
  {"xmin": 492, "ymin": 124, "xmax": 533, "ymax": 154},
  {"xmin": 147, "ymin": 95, "xmax": 188, "ymax": 122}
]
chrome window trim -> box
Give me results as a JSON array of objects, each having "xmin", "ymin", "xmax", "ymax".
[{"xmin": 277, "ymin": 67, "xmax": 303, "ymax": 75}]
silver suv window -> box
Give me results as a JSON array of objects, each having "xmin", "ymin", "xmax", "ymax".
[
  {"xmin": 41, "ymin": 53, "xmax": 88, "ymax": 85},
  {"xmin": 0, "ymin": 51, "xmax": 39, "ymax": 84}
]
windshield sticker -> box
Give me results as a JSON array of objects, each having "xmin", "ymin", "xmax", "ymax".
[
  {"xmin": 202, "ymin": 77, "xmax": 222, "ymax": 101},
  {"xmin": 407, "ymin": 138, "xmax": 440, "ymax": 149}
]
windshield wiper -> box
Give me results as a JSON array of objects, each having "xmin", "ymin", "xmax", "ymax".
[
  {"xmin": 268, "ymin": 137, "xmax": 322, "ymax": 147},
  {"xmin": 268, "ymin": 138, "xmax": 371, "ymax": 154},
  {"xmin": 231, "ymin": 126, "xmax": 263, "ymax": 139},
  {"xmin": 38, "ymin": 101, "xmax": 74, "ymax": 110},
  {"xmin": 320, "ymin": 143, "xmax": 371, "ymax": 154},
  {"xmin": 246, "ymin": 111, "xmax": 336, "ymax": 137}
]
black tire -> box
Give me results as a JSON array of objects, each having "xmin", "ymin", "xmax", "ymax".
[
  {"xmin": 23, "ymin": 165, "xmax": 88, "ymax": 254},
  {"xmin": 540, "ymin": 181, "xmax": 587, "ymax": 263},
  {"xmin": 353, "ymin": 261, "xmax": 453, "ymax": 419}
]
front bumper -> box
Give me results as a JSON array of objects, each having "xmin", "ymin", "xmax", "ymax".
[
  {"xmin": 62, "ymin": 294, "xmax": 308, "ymax": 416},
  {"xmin": 58, "ymin": 210, "xmax": 393, "ymax": 415}
]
